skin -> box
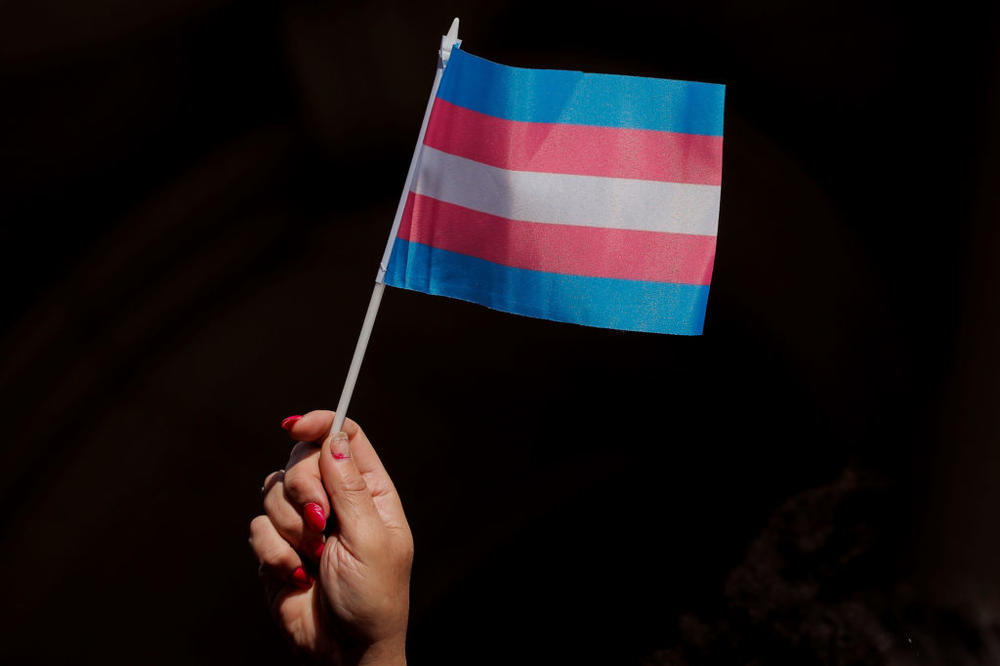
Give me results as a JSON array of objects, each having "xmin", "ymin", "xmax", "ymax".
[{"xmin": 249, "ymin": 411, "xmax": 414, "ymax": 665}]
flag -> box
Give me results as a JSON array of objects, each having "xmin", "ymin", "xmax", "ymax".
[{"xmin": 384, "ymin": 46, "xmax": 725, "ymax": 335}]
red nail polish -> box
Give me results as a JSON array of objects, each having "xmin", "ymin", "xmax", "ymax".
[
  {"xmin": 290, "ymin": 566, "xmax": 311, "ymax": 587},
  {"xmin": 281, "ymin": 415, "xmax": 302, "ymax": 430},
  {"xmin": 303, "ymin": 503, "xmax": 326, "ymax": 531},
  {"xmin": 311, "ymin": 540, "xmax": 326, "ymax": 560}
]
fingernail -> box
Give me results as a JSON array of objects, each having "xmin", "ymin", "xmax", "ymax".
[
  {"xmin": 303, "ymin": 502, "xmax": 326, "ymax": 531},
  {"xmin": 290, "ymin": 566, "xmax": 312, "ymax": 587},
  {"xmin": 310, "ymin": 540, "xmax": 325, "ymax": 560},
  {"xmin": 281, "ymin": 415, "xmax": 302, "ymax": 430},
  {"xmin": 329, "ymin": 431, "xmax": 351, "ymax": 460}
]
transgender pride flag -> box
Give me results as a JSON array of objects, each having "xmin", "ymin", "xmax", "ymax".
[{"xmin": 384, "ymin": 46, "xmax": 725, "ymax": 335}]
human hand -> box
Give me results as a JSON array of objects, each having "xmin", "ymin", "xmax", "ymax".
[{"xmin": 249, "ymin": 411, "xmax": 413, "ymax": 665}]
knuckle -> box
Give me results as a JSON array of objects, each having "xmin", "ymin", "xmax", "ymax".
[
  {"xmin": 251, "ymin": 532, "xmax": 292, "ymax": 567},
  {"xmin": 339, "ymin": 471, "xmax": 368, "ymax": 494},
  {"xmin": 249, "ymin": 515, "xmax": 270, "ymax": 539},
  {"xmin": 261, "ymin": 487, "xmax": 282, "ymax": 518},
  {"xmin": 260, "ymin": 470, "xmax": 284, "ymax": 498},
  {"xmin": 249, "ymin": 516, "xmax": 273, "ymax": 551},
  {"xmin": 282, "ymin": 472, "xmax": 312, "ymax": 501},
  {"xmin": 259, "ymin": 544, "xmax": 286, "ymax": 566}
]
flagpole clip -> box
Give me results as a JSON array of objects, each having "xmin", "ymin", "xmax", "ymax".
[{"xmin": 439, "ymin": 17, "xmax": 461, "ymax": 66}]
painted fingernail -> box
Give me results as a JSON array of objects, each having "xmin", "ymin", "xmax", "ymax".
[
  {"xmin": 330, "ymin": 431, "xmax": 351, "ymax": 460},
  {"xmin": 290, "ymin": 566, "xmax": 312, "ymax": 587},
  {"xmin": 303, "ymin": 502, "xmax": 326, "ymax": 531},
  {"xmin": 310, "ymin": 540, "xmax": 326, "ymax": 560},
  {"xmin": 281, "ymin": 415, "xmax": 302, "ymax": 430}
]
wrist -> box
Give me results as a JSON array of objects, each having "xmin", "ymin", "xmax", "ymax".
[{"xmin": 355, "ymin": 634, "xmax": 406, "ymax": 666}]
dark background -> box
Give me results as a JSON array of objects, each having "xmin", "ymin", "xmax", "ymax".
[{"xmin": 1, "ymin": 1, "xmax": 998, "ymax": 664}]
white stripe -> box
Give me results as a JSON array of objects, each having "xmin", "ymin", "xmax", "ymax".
[{"xmin": 411, "ymin": 146, "xmax": 720, "ymax": 236}]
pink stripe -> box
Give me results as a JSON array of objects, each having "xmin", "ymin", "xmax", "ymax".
[
  {"xmin": 423, "ymin": 98, "xmax": 723, "ymax": 186},
  {"xmin": 399, "ymin": 193, "xmax": 716, "ymax": 285}
]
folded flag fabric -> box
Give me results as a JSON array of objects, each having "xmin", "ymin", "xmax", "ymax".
[{"xmin": 384, "ymin": 46, "xmax": 725, "ymax": 335}]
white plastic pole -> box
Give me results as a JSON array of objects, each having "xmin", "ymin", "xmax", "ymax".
[{"xmin": 329, "ymin": 18, "xmax": 461, "ymax": 437}]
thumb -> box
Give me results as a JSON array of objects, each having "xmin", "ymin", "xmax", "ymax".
[{"xmin": 319, "ymin": 431, "xmax": 382, "ymax": 547}]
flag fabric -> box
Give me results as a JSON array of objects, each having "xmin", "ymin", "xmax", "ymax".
[{"xmin": 384, "ymin": 46, "xmax": 725, "ymax": 335}]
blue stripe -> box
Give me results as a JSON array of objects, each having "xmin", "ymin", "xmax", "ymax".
[
  {"xmin": 436, "ymin": 47, "xmax": 725, "ymax": 137},
  {"xmin": 385, "ymin": 238, "xmax": 708, "ymax": 335}
]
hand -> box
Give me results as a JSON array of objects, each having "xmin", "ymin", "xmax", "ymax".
[{"xmin": 249, "ymin": 411, "xmax": 413, "ymax": 665}]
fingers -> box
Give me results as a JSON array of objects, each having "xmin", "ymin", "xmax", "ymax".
[
  {"xmin": 319, "ymin": 430, "xmax": 383, "ymax": 547},
  {"xmin": 287, "ymin": 411, "xmax": 391, "ymax": 481},
  {"xmin": 283, "ymin": 441, "xmax": 330, "ymax": 532},
  {"xmin": 261, "ymin": 469, "xmax": 326, "ymax": 562},
  {"xmin": 287, "ymin": 411, "xmax": 408, "ymax": 530},
  {"xmin": 249, "ymin": 514, "xmax": 313, "ymax": 598}
]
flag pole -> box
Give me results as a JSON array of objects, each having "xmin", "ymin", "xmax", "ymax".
[{"xmin": 328, "ymin": 18, "xmax": 462, "ymax": 437}]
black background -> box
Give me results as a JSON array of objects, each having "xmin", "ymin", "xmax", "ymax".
[{"xmin": 1, "ymin": 1, "xmax": 998, "ymax": 664}]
